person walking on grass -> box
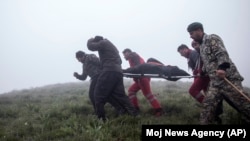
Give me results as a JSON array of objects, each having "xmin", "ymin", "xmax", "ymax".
[
  {"xmin": 87, "ymin": 36, "xmax": 138, "ymax": 121},
  {"xmin": 122, "ymin": 48, "xmax": 163, "ymax": 117},
  {"xmin": 187, "ymin": 22, "xmax": 250, "ymax": 124},
  {"xmin": 177, "ymin": 44, "xmax": 209, "ymax": 103},
  {"xmin": 73, "ymin": 51, "xmax": 126, "ymax": 116},
  {"xmin": 178, "ymin": 41, "xmax": 225, "ymax": 124}
]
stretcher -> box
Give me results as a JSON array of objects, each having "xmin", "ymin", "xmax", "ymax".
[
  {"xmin": 123, "ymin": 73, "xmax": 195, "ymax": 81},
  {"xmin": 122, "ymin": 62, "xmax": 192, "ymax": 81}
]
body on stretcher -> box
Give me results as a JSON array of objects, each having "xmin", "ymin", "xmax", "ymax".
[
  {"xmin": 122, "ymin": 63, "xmax": 192, "ymax": 81},
  {"xmin": 123, "ymin": 73, "xmax": 195, "ymax": 81}
]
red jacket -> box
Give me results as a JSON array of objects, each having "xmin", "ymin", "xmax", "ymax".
[
  {"xmin": 127, "ymin": 52, "xmax": 146, "ymax": 82},
  {"xmin": 127, "ymin": 52, "xmax": 145, "ymax": 67}
]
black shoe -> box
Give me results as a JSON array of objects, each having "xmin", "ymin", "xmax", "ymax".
[
  {"xmin": 98, "ymin": 116, "xmax": 107, "ymax": 122},
  {"xmin": 135, "ymin": 107, "xmax": 140, "ymax": 113},
  {"xmin": 154, "ymin": 108, "xmax": 164, "ymax": 117},
  {"xmin": 115, "ymin": 109, "xmax": 127, "ymax": 117},
  {"xmin": 215, "ymin": 116, "xmax": 222, "ymax": 124}
]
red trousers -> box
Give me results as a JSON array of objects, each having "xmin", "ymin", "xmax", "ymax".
[
  {"xmin": 189, "ymin": 76, "xmax": 210, "ymax": 103},
  {"xmin": 128, "ymin": 77, "xmax": 161, "ymax": 109}
]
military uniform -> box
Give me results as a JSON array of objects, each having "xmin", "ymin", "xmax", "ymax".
[
  {"xmin": 199, "ymin": 33, "xmax": 250, "ymax": 124},
  {"xmin": 75, "ymin": 54, "xmax": 101, "ymax": 112},
  {"xmin": 75, "ymin": 53, "xmax": 126, "ymax": 116}
]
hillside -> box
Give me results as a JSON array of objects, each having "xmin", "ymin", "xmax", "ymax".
[{"xmin": 0, "ymin": 79, "xmax": 249, "ymax": 141}]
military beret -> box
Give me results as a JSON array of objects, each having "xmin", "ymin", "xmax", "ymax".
[{"xmin": 187, "ymin": 22, "xmax": 203, "ymax": 32}]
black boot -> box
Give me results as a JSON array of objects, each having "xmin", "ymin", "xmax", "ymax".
[{"xmin": 154, "ymin": 108, "xmax": 163, "ymax": 117}]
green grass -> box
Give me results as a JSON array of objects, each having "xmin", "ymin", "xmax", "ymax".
[{"xmin": 0, "ymin": 80, "xmax": 248, "ymax": 141}]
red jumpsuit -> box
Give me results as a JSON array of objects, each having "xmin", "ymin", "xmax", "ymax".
[
  {"xmin": 189, "ymin": 69, "xmax": 210, "ymax": 103},
  {"xmin": 186, "ymin": 49, "xmax": 210, "ymax": 103},
  {"xmin": 126, "ymin": 52, "xmax": 162, "ymax": 114}
]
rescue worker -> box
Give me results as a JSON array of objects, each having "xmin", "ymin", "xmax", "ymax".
[
  {"xmin": 122, "ymin": 48, "xmax": 163, "ymax": 117},
  {"xmin": 177, "ymin": 44, "xmax": 209, "ymax": 103},
  {"xmin": 73, "ymin": 51, "xmax": 126, "ymax": 116},
  {"xmin": 187, "ymin": 22, "xmax": 250, "ymax": 124},
  {"xmin": 178, "ymin": 42, "xmax": 225, "ymax": 124},
  {"xmin": 87, "ymin": 36, "xmax": 138, "ymax": 121}
]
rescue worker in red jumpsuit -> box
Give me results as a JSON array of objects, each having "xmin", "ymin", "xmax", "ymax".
[
  {"xmin": 122, "ymin": 48, "xmax": 163, "ymax": 116},
  {"xmin": 178, "ymin": 41, "xmax": 224, "ymax": 124},
  {"xmin": 177, "ymin": 43, "xmax": 209, "ymax": 103}
]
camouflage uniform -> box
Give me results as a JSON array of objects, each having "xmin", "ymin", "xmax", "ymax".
[
  {"xmin": 76, "ymin": 54, "xmax": 101, "ymax": 80},
  {"xmin": 75, "ymin": 54, "xmax": 100, "ymax": 112},
  {"xmin": 199, "ymin": 33, "xmax": 250, "ymax": 124},
  {"xmin": 75, "ymin": 54, "xmax": 126, "ymax": 115}
]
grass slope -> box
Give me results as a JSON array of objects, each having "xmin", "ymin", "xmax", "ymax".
[{"xmin": 0, "ymin": 80, "xmax": 248, "ymax": 141}]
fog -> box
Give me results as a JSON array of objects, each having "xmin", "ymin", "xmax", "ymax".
[{"xmin": 1, "ymin": 0, "xmax": 249, "ymax": 94}]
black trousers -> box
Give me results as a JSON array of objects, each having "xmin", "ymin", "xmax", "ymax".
[
  {"xmin": 89, "ymin": 77, "xmax": 97, "ymax": 112},
  {"xmin": 94, "ymin": 71, "xmax": 138, "ymax": 120},
  {"xmin": 89, "ymin": 75, "xmax": 126, "ymax": 115}
]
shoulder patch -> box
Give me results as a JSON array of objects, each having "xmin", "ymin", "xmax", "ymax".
[{"xmin": 211, "ymin": 39, "xmax": 217, "ymax": 46}]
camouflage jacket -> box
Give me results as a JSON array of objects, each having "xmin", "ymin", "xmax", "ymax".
[
  {"xmin": 200, "ymin": 33, "xmax": 243, "ymax": 85},
  {"xmin": 77, "ymin": 54, "xmax": 101, "ymax": 80}
]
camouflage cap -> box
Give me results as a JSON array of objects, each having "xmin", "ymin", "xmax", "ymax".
[{"xmin": 187, "ymin": 22, "xmax": 203, "ymax": 32}]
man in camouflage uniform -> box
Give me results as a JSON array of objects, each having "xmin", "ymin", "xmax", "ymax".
[
  {"xmin": 74, "ymin": 51, "xmax": 126, "ymax": 116},
  {"xmin": 186, "ymin": 22, "xmax": 250, "ymax": 124},
  {"xmin": 87, "ymin": 36, "xmax": 138, "ymax": 121}
]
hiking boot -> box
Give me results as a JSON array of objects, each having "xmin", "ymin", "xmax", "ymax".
[
  {"xmin": 115, "ymin": 108, "xmax": 127, "ymax": 117},
  {"xmin": 135, "ymin": 106, "xmax": 140, "ymax": 113},
  {"xmin": 154, "ymin": 108, "xmax": 163, "ymax": 117},
  {"xmin": 215, "ymin": 116, "xmax": 222, "ymax": 124}
]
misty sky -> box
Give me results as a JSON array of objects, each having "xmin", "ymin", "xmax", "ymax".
[{"xmin": 1, "ymin": 0, "xmax": 250, "ymax": 94}]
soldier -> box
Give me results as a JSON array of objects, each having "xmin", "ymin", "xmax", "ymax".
[
  {"xmin": 73, "ymin": 51, "xmax": 126, "ymax": 116},
  {"xmin": 178, "ymin": 42, "xmax": 225, "ymax": 124},
  {"xmin": 87, "ymin": 36, "xmax": 138, "ymax": 121},
  {"xmin": 186, "ymin": 22, "xmax": 250, "ymax": 124}
]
